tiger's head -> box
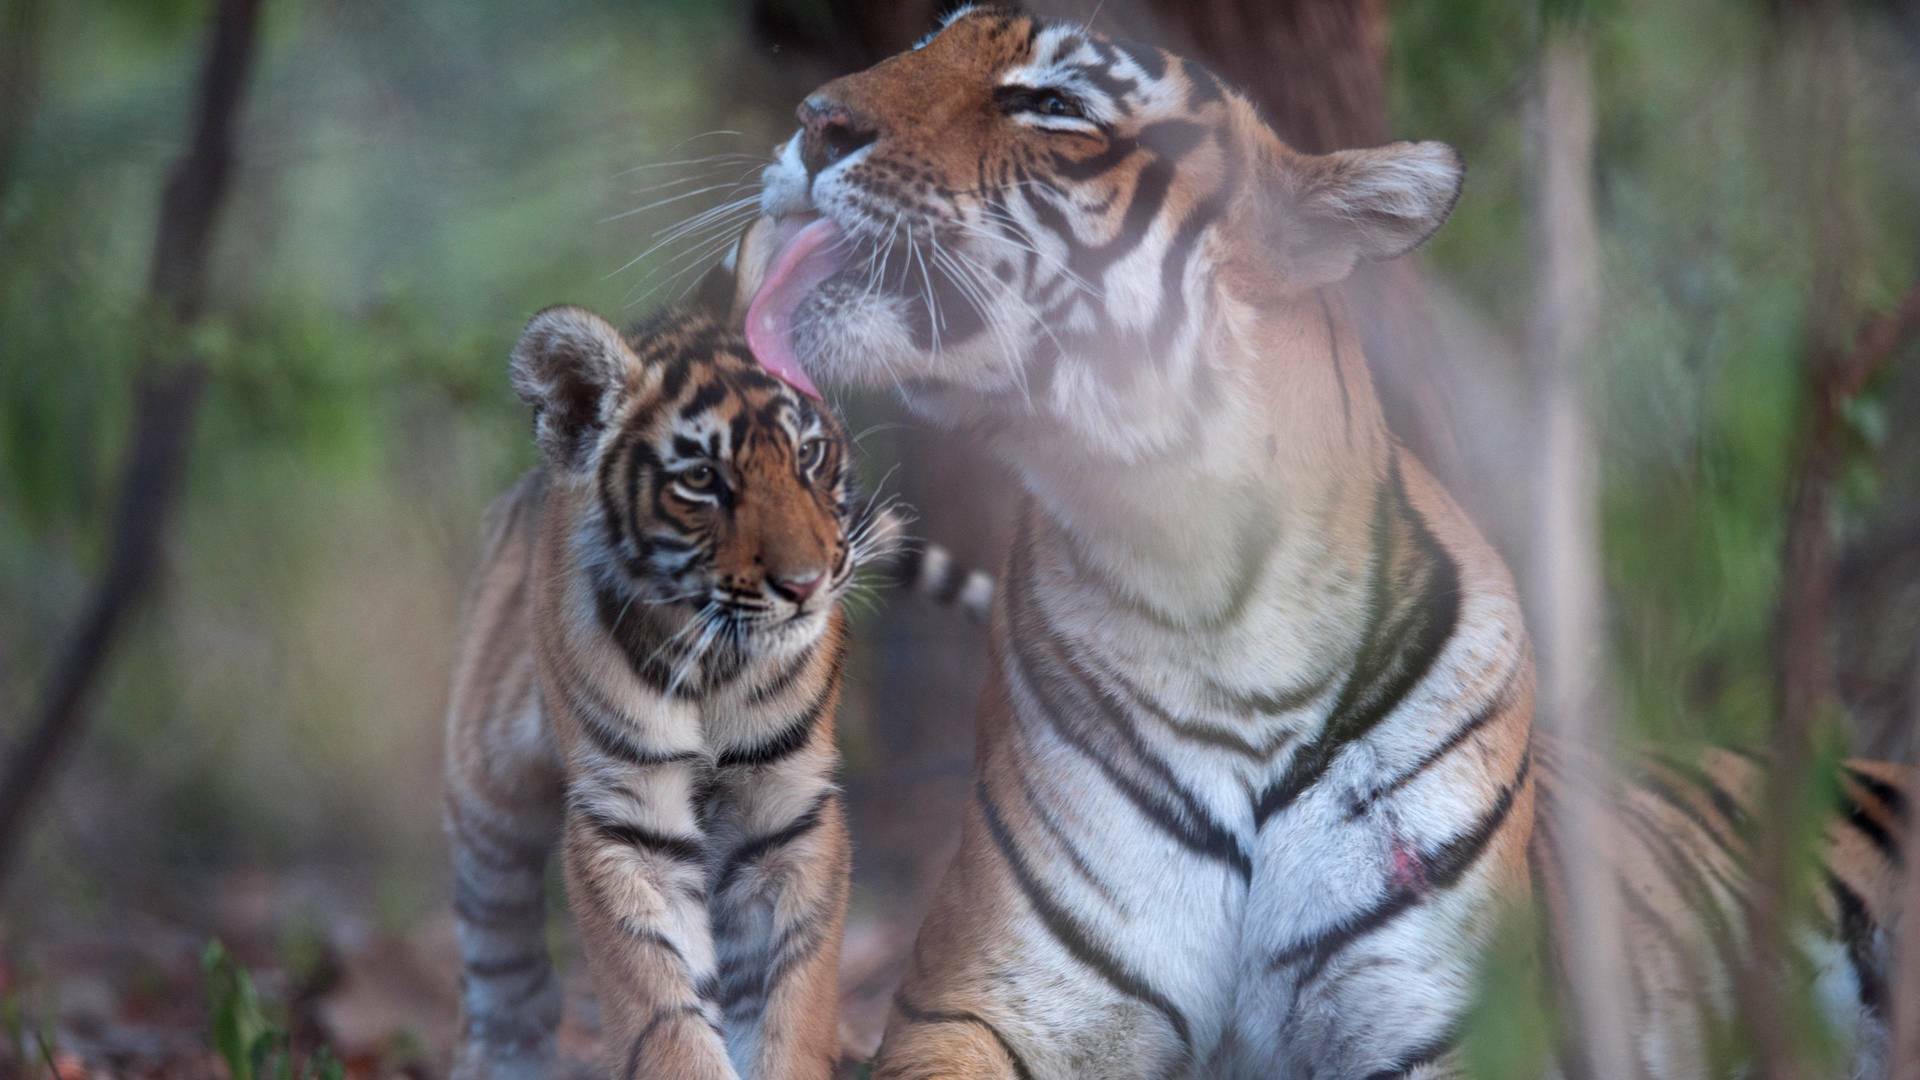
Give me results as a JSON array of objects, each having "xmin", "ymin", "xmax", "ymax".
[
  {"xmin": 738, "ymin": 5, "xmax": 1462, "ymax": 461},
  {"xmin": 512, "ymin": 304, "xmax": 875, "ymax": 662}
]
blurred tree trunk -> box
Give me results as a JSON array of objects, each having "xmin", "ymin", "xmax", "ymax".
[
  {"xmin": 0, "ymin": 0, "xmax": 263, "ymax": 887},
  {"xmin": 1144, "ymin": 0, "xmax": 1465, "ymax": 490},
  {"xmin": 1524, "ymin": 19, "xmax": 1639, "ymax": 1080}
]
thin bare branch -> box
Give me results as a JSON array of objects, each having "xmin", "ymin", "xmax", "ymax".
[
  {"xmin": 0, "ymin": 0, "xmax": 264, "ymax": 886},
  {"xmin": 1746, "ymin": 1, "xmax": 1861, "ymax": 1074}
]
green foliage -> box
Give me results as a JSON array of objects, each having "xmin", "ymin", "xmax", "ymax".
[
  {"xmin": 1396, "ymin": 0, "xmax": 1919, "ymax": 746},
  {"xmin": 203, "ymin": 939, "xmax": 276, "ymax": 1080},
  {"xmin": 0, "ymin": 0, "xmax": 768, "ymax": 888},
  {"xmin": 2, "ymin": 991, "xmax": 26, "ymax": 1071},
  {"xmin": 202, "ymin": 940, "xmax": 344, "ymax": 1080},
  {"xmin": 1458, "ymin": 904, "xmax": 1557, "ymax": 1080}
]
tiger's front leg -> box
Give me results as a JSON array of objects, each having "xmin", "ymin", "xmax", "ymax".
[
  {"xmin": 562, "ymin": 766, "xmax": 739, "ymax": 1080},
  {"xmin": 708, "ymin": 753, "xmax": 851, "ymax": 1080}
]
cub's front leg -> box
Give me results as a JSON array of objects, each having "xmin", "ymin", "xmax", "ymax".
[
  {"xmin": 709, "ymin": 765, "xmax": 851, "ymax": 1080},
  {"xmin": 562, "ymin": 766, "xmax": 738, "ymax": 1080}
]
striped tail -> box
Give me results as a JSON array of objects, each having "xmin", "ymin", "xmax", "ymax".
[{"xmin": 890, "ymin": 541, "xmax": 993, "ymax": 623}]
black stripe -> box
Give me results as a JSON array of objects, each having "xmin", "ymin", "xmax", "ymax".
[
  {"xmin": 1047, "ymin": 493, "xmax": 1279, "ymax": 633},
  {"xmin": 1651, "ymin": 751, "xmax": 1754, "ymax": 836},
  {"xmin": 1844, "ymin": 765, "xmax": 1909, "ymax": 821},
  {"xmin": 1254, "ymin": 462, "xmax": 1461, "ymax": 827},
  {"xmin": 890, "ymin": 545, "xmax": 926, "ymax": 592},
  {"xmin": 1837, "ymin": 781, "xmax": 1902, "ymax": 864},
  {"xmin": 1627, "ymin": 766, "xmax": 1754, "ymax": 916},
  {"xmin": 714, "ymin": 637, "xmax": 843, "ymax": 768},
  {"xmin": 1201, "ymin": 668, "xmax": 1333, "ymax": 717},
  {"xmin": 759, "ymin": 916, "xmax": 829, "ymax": 1004},
  {"xmin": 1633, "ymin": 757, "xmax": 1750, "ymax": 869},
  {"xmin": 464, "ymin": 951, "xmax": 546, "ymax": 979},
  {"xmin": 445, "ymin": 798, "xmax": 551, "ymax": 870},
  {"xmin": 678, "ymin": 380, "xmax": 727, "ymax": 420},
  {"xmin": 893, "ymin": 996, "xmax": 1037, "ymax": 1080},
  {"xmin": 1272, "ymin": 749, "xmax": 1529, "ymax": 982},
  {"xmin": 1828, "ymin": 872, "xmax": 1886, "ymax": 1014},
  {"xmin": 625, "ymin": 928, "xmax": 690, "ymax": 969},
  {"xmin": 712, "ymin": 909, "xmax": 828, "ymax": 1016},
  {"xmin": 975, "ymin": 777, "xmax": 1193, "ymax": 1052},
  {"xmin": 598, "ymin": 424, "xmax": 638, "ymax": 561},
  {"xmin": 570, "ymin": 682, "xmax": 700, "ymax": 768},
  {"xmin": 1137, "ymin": 144, "xmax": 1228, "ymax": 373},
  {"xmin": 1102, "ymin": 658, "xmax": 1296, "ymax": 762},
  {"xmin": 625, "ymin": 1004, "xmax": 705, "ymax": 1079},
  {"xmin": 585, "ymin": 812, "xmax": 705, "ymax": 863},
  {"xmin": 745, "ymin": 641, "xmax": 816, "ymax": 706},
  {"xmin": 1005, "ymin": 523, "xmax": 1252, "ymax": 882},
  {"xmin": 1317, "ymin": 291, "xmax": 1353, "ymax": 446},
  {"xmin": 715, "ymin": 790, "xmax": 834, "ymax": 893},
  {"xmin": 936, "ymin": 560, "xmax": 969, "ymax": 603},
  {"xmin": 1118, "ymin": 40, "xmax": 1167, "ymax": 81},
  {"xmin": 1361, "ymin": 1027, "xmax": 1458, "ymax": 1080},
  {"xmin": 509, "ymin": 966, "xmax": 555, "ymax": 1010},
  {"xmin": 1346, "ymin": 662, "xmax": 1520, "ymax": 818},
  {"xmin": 1611, "ymin": 794, "xmax": 1746, "ymax": 988},
  {"xmin": 452, "ymin": 880, "xmax": 544, "ymax": 930},
  {"xmin": 1013, "ymin": 764, "xmax": 1121, "ymax": 908},
  {"xmin": 1183, "ymin": 58, "xmax": 1223, "ymax": 107},
  {"xmin": 593, "ymin": 579, "xmax": 705, "ymax": 699}
]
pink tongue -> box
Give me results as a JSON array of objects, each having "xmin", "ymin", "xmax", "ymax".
[{"xmin": 745, "ymin": 218, "xmax": 844, "ymax": 400}]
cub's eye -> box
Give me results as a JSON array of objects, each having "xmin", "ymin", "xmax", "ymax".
[
  {"xmin": 677, "ymin": 464, "xmax": 718, "ymax": 492},
  {"xmin": 797, "ymin": 437, "xmax": 828, "ymax": 472}
]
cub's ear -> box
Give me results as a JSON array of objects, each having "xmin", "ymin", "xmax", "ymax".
[
  {"xmin": 510, "ymin": 305, "xmax": 638, "ymax": 472},
  {"xmin": 1256, "ymin": 140, "xmax": 1464, "ymax": 289}
]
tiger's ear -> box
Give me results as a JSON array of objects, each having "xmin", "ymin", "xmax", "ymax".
[
  {"xmin": 1256, "ymin": 140, "xmax": 1463, "ymax": 288},
  {"xmin": 510, "ymin": 305, "xmax": 639, "ymax": 472}
]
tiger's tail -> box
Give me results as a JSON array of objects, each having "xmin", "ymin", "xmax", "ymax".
[{"xmin": 864, "ymin": 508, "xmax": 993, "ymax": 624}]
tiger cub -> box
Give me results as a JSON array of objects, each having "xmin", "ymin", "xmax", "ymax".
[{"xmin": 443, "ymin": 303, "xmax": 884, "ymax": 1080}]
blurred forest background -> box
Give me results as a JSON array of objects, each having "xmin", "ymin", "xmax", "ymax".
[{"xmin": 2, "ymin": 0, "xmax": 1919, "ymax": 1075}]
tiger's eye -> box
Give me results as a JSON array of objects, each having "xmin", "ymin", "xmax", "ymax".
[
  {"xmin": 798, "ymin": 438, "xmax": 827, "ymax": 470},
  {"xmin": 680, "ymin": 465, "xmax": 717, "ymax": 491},
  {"xmin": 1034, "ymin": 90, "xmax": 1085, "ymax": 119}
]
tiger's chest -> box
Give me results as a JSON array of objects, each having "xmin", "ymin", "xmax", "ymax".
[{"xmin": 991, "ymin": 580, "xmax": 1530, "ymax": 1075}]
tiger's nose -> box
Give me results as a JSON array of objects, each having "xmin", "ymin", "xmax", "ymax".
[
  {"xmin": 797, "ymin": 95, "xmax": 878, "ymax": 176},
  {"xmin": 768, "ymin": 570, "xmax": 824, "ymax": 604}
]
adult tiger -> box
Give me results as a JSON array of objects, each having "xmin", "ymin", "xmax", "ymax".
[
  {"xmin": 443, "ymin": 302, "xmax": 893, "ymax": 1079},
  {"xmin": 729, "ymin": 6, "xmax": 1911, "ymax": 1077}
]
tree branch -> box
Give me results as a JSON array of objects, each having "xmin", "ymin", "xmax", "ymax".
[
  {"xmin": 0, "ymin": 0, "xmax": 263, "ymax": 887},
  {"xmin": 1745, "ymin": 1, "xmax": 1866, "ymax": 1074}
]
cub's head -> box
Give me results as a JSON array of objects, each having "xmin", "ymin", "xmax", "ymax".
[
  {"xmin": 512, "ymin": 304, "xmax": 873, "ymax": 656},
  {"xmin": 738, "ymin": 5, "xmax": 1463, "ymax": 457}
]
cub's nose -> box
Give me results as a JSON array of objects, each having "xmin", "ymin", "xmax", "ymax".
[
  {"xmin": 797, "ymin": 95, "xmax": 878, "ymax": 176},
  {"xmin": 768, "ymin": 570, "xmax": 824, "ymax": 604}
]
